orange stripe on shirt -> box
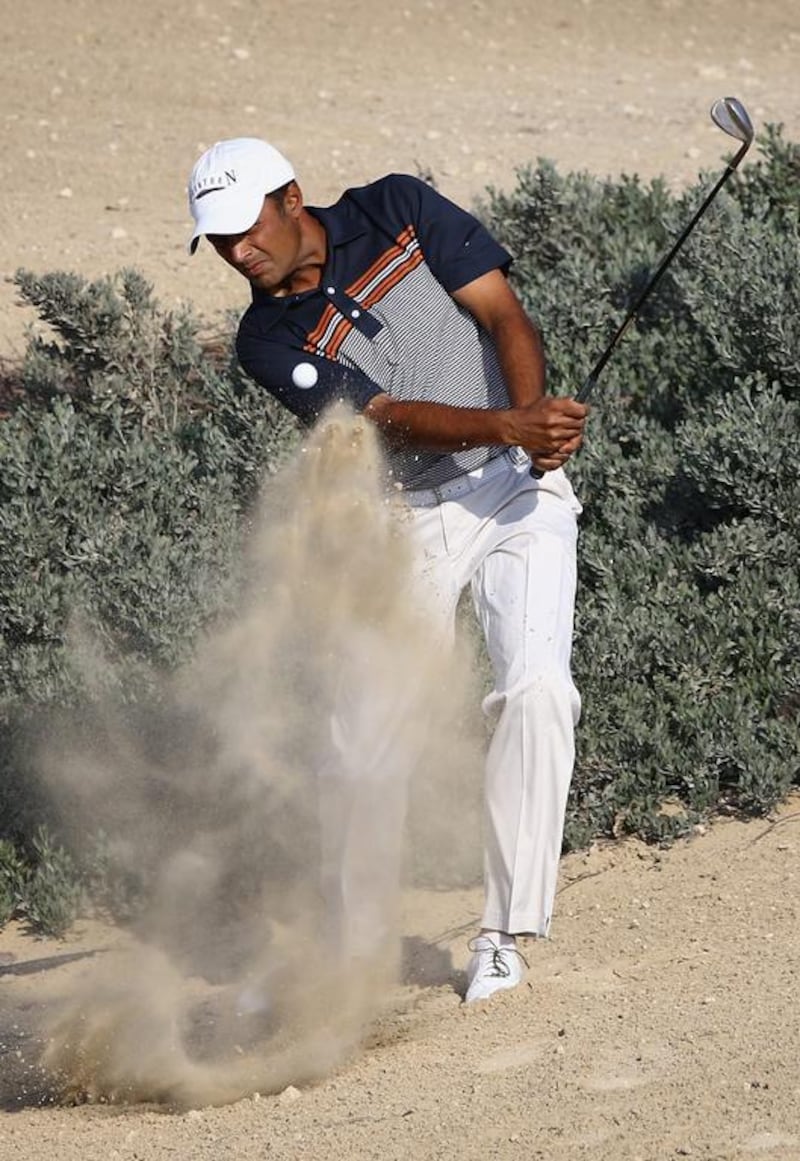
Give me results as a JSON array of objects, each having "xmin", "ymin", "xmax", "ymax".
[
  {"xmin": 305, "ymin": 225, "xmax": 420, "ymax": 357},
  {"xmin": 305, "ymin": 313, "xmax": 353, "ymax": 360},
  {"xmin": 347, "ymin": 226, "xmax": 418, "ymax": 298},
  {"xmin": 305, "ymin": 302, "xmax": 339, "ymax": 351},
  {"xmin": 362, "ymin": 247, "xmax": 424, "ymax": 308},
  {"xmin": 347, "ymin": 244, "xmax": 402, "ymax": 298},
  {"xmin": 325, "ymin": 316, "xmax": 354, "ymax": 360}
]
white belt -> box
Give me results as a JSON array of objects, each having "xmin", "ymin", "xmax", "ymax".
[{"xmin": 398, "ymin": 448, "xmax": 528, "ymax": 507}]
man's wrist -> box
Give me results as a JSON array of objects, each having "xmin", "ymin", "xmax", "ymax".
[
  {"xmin": 497, "ymin": 409, "xmax": 520, "ymax": 447},
  {"xmin": 499, "ymin": 402, "xmax": 539, "ymax": 447}
]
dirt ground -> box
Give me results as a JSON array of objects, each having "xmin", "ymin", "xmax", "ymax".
[
  {"xmin": 2, "ymin": 799, "xmax": 800, "ymax": 1160},
  {"xmin": 2, "ymin": 1, "xmax": 800, "ymax": 1158}
]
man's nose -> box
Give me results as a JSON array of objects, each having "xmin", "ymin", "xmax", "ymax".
[{"xmin": 230, "ymin": 238, "xmax": 251, "ymax": 264}]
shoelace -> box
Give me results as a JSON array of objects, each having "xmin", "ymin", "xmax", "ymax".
[{"xmin": 467, "ymin": 937, "xmax": 529, "ymax": 979}]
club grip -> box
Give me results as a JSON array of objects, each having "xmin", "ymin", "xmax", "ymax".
[
  {"xmin": 529, "ymin": 374, "xmax": 595, "ymax": 477},
  {"xmin": 576, "ymin": 372, "xmax": 598, "ymax": 405}
]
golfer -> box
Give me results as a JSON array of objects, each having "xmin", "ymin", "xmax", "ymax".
[{"xmin": 187, "ymin": 138, "xmax": 587, "ymax": 1002}]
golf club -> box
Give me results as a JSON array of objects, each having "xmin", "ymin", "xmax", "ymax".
[{"xmin": 531, "ymin": 96, "xmax": 754, "ymax": 475}]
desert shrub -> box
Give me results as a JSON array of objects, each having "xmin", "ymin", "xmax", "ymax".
[
  {"xmin": 0, "ymin": 838, "xmax": 26, "ymax": 926},
  {"xmin": 17, "ymin": 826, "xmax": 83, "ymax": 937},
  {"xmin": 482, "ymin": 124, "xmax": 800, "ymax": 847},
  {"xmin": 729, "ymin": 122, "xmax": 800, "ymax": 224},
  {"xmin": 0, "ymin": 270, "xmax": 300, "ymax": 895},
  {"xmin": 0, "ymin": 827, "xmax": 84, "ymax": 936},
  {"xmin": 1, "ymin": 273, "xmax": 298, "ymax": 710},
  {"xmin": 79, "ymin": 829, "xmax": 147, "ymax": 924}
]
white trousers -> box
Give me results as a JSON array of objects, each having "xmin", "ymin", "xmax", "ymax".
[
  {"xmin": 320, "ymin": 451, "xmax": 582, "ymax": 957},
  {"xmin": 404, "ymin": 451, "xmax": 582, "ymax": 936}
]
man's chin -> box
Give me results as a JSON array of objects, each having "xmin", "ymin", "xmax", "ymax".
[{"xmin": 247, "ymin": 269, "xmax": 281, "ymax": 293}]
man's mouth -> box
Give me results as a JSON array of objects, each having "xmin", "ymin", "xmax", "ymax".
[{"xmin": 243, "ymin": 259, "xmax": 268, "ymax": 277}]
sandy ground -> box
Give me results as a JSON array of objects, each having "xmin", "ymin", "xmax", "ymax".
[
  {"xmin": 2, "ymin": 798, "xmax": 800, "ymax": 1160},
  {"xmin": 2, "ymin": 0, "xmax": 800, "ymax": 1158}
]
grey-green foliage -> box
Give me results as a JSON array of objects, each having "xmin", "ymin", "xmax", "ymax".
[
  {"xmin": 0, "ymin": 838, "xmax": 26, "ymax": 925},
  {"xmin": 0, "ymin": 828, "xmax": 82, "ymax": 936},
  {"xmin": 481, "ymin": 124, "xmax": 800, "ymax": 847},
  {"xmin": 80, "ymin": 829, "xmax": 147, "ymax": 924},
  {"xmin": 0, "ymin": 269, "xmax": 300, "ymax": 863},
  {"xmin": 1, "ymin": 822, "xmax": 149, "ymax": 934},
  {"xmin": 1, "ymin": 269, "xmax": 298, "ymax": 693},
  {"xmin": 18, "ymin": 826, "xmax": 82, "ymax": 937}
]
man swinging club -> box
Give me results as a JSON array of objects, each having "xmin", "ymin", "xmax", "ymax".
[{"xmin": 187, "ymin": 137, "xmax": 587, "ymax": 1002}]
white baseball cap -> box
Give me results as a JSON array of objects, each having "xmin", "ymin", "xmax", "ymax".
[{"xmin": 187, "ymin": 137, "xmax": 295, "ymax": 253}]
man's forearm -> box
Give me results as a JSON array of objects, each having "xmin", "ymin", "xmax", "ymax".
[
  {"xmin": 364, "ymin": 393, "xmax": 585, "ymax": 457},
  {"xmin": 364, "ymin": 395, "xmax": 516, "ymax": 452}
]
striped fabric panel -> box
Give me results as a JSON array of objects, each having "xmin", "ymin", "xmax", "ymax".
[{"xmin": 305, "ymin": 227, "xmax": 423, "ymax": 361}]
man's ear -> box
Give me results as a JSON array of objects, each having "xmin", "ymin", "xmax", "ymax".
[{"xmin": 283, "ymin": 180, "xmax": 303, "ymax": 217}]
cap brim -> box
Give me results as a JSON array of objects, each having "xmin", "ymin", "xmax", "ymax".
[{"xmin": 187, "ymin": 185, "xmax": 266, "ymax": 255}]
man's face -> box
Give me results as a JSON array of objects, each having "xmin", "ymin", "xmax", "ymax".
[{"xmin": 207, "ymin": 188, "xmax": 303, "ymax": 294}]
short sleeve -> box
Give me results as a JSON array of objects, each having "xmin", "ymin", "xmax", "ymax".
[
  {"xmin": 387, "ymin": 175, "xmax": 512, "ymax": 293},
  {"xmin": 236, "ymin": 326, "xmax": 383, "ymax": 425}
]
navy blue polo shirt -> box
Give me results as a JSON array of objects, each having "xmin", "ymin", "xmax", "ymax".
[{"xmin": 236, "ymin": 174, "xmax": 514, "ymax": 489}]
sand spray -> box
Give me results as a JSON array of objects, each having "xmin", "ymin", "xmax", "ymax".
[{"xmin": 36, "ymin": 407, "xmax": 484, "ymax": 1106}]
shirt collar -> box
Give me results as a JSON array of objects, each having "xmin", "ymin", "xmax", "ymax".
[{"xmin": 307, "ymin": 192, "xmax": 368, "ymax": 247}]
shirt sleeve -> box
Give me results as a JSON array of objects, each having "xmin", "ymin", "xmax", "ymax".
[
  {"xmin": 388, "ymin": 175, "xmax": 513, "ymax": 293},
  {"xmin": 236, "ymin": 325, "xmax": 384, "ymax": 426}
]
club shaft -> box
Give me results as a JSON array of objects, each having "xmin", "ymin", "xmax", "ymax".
[
  {"xmin": 530, "ymin": 132, "xmax": 750, "ymax": 475},
  {"xmin": 576, "ymin": 139, "xmax": 749, "ymax": 404}
]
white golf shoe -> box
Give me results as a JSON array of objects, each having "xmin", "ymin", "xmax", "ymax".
[{"xmin": 464, "ymin": 935, "xmax": 528, "ymax": 1003}]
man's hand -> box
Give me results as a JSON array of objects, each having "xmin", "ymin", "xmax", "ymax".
[
  {"xmin": 530, "ymin": 433, "xmax": 584, "ymax": 474},
  {"xmin": 507, "ymin": 397, "xmax": 588, "ymax": 470}
]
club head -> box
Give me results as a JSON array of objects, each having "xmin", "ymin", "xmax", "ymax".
[{"xmin": 710, "ymin": 97, "xmax": 754, "ymax": 146}]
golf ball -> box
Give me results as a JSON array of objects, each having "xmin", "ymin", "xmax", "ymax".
[{"xmin": 292, "ymin": 362, "xmax": 318, "ymax": 389}]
